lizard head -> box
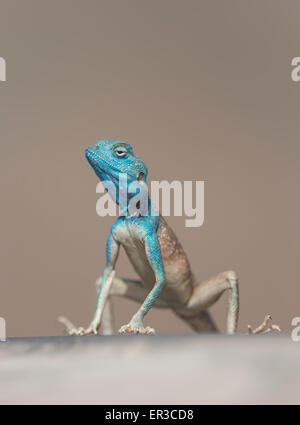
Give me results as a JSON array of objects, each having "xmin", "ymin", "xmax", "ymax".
[{"xmin": 85, "ymin": 139, "xmax": 148, "ymax": 205}]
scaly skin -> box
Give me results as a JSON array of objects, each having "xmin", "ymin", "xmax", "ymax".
[{"xmin": 59, "ymin": 140, "xmax": 279, "ymax": 335}]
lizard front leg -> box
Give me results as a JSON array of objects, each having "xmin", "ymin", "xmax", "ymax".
[
  {"xmin": 59, "ymin": 232, "xmax": 120, "ymax": 336},
  {"xmin": 119, "ymin": 233, "xmax": 165, "ymax": 335}
]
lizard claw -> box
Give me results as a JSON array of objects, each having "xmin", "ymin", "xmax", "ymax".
[
  {"xmin": 247, "ymin": 314, "xmax": 281, "ymax": 334},
  {"xmin": 58, "ymin": 316, "xmax": 98, "ymax": 336},
  {"xmin": 118, "ymin": 322, "xmax": 155, "ymax": 335}
]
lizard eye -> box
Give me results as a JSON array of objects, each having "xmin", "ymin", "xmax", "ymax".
[{"xmin": 115, "ymin": 147, "xmax": 127, "ymax": 157}]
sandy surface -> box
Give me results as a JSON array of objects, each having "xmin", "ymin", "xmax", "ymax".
[{"xmin": 0, "ymin": 333, "xmax": 299, "ymax": 404}]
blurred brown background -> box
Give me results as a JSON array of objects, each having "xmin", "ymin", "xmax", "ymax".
[{"xmin": 0, "ymin": 0, "xmax": 299, "ymax": 337}]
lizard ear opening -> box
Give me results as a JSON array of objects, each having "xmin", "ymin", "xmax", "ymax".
[{"xmin": 138, "ymin": 172, "xmax": 144, "ymax": 181}]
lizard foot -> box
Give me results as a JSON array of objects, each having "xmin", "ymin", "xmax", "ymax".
[
  {"xmin": 58, "ymin": 316, "xmax": 98, "ymax": 335},
  {"xmin": 118, "ymin": 322, "xmax": 155, "ymax": 335},
  {"xmin": 247, "ymin": 314, "xmax": 281, "ymax": 334}
]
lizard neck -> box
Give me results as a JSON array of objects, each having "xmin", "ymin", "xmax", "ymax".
[{"xmin": 119, "ymin": 193, "xmax": 157, "ymax": 218}]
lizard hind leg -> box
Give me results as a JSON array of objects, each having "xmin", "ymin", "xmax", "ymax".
[{"xmin": 186, "ymin": 270, "xmax": 239, "ymax": 334}]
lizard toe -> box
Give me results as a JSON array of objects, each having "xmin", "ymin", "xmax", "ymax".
[{"xmin": 118, "ymin": 323, "xmax": 155, "ymax": 335}]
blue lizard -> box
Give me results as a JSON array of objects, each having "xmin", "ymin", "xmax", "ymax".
[{"xmin": 59, "ymin": 140, "xmax": 279, "ymax": 335}]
